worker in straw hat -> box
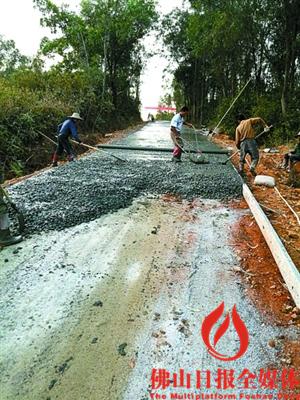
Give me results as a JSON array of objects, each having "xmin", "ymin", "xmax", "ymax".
[
  {"xmin": 52, "ymin": 112, "xmax": 83, "ymax": 167},
  {"xmin": 281, "ymin": 131, "xmax": 300, "ymax": 171}
]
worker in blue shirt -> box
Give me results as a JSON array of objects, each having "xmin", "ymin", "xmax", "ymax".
[
  {"xmin": 52, "ymin": 112, "xmax": 83, "ymax": 167},
  {"xmin": 170, "ymin": 106, "xmax": 194, "ymax": 162}
]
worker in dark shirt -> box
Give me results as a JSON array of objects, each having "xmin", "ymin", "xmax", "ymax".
[
  {"xmin": 281, "ymin": 131, "xmax": 300, "ymax": 171},
  {"xmin": 52, "ymin": 112, "xmax": 83, "ymax": 167}
]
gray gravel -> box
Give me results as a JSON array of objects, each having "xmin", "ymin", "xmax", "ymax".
[
  {"xmin": 7, "ymin": 122, "xmax": 242, "ymax": 234},
  {"xmin": 8, "ymin": 151, "xmax": 242, "ymax": 235}
]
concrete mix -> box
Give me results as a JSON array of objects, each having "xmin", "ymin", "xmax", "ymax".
[{"xmin": 8, "ymin": 151, "xmax": 242, "ymax": 235}]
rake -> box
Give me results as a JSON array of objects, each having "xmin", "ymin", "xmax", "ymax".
[{"xmin": 180, "ymin": 131, "xmax": 209, "ymax": 164}]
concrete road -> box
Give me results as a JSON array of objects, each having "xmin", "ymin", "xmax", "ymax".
[{"xmin": 0, "ymin": 122, "xmax": 298, "ymax": 400}]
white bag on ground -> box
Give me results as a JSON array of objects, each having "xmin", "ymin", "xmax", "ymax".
[{"xmin": 254, "ymin": 175, "xmax": 276, "ymax": 187}]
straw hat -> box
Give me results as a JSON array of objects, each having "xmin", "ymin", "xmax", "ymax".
[{"xmin": 68, "ymin": 112, "xmax": 83, "ymax": 120}]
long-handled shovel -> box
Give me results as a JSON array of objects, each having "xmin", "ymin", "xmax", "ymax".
[
  {"xmin": 36, "ymin": 130, "xmax": 127, "ymax": 163},
  {"xmin": 71, "ymin": 140, "xmax": 127, "ymax": 162}
]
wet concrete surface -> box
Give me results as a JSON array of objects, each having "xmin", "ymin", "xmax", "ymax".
[
  {"xmin": 1, "ymin": 122, "xmax": 298, "ymax": 400},
  {"xmin": 1, "ymin": 198, "xmax": 298, "ymax": 400},
  {"xmin": 6, "ymin": 122, "xmax": 241, "ymax": 234},
  {"xmin": 111, "ymin": 122, "xmax": 219, "ymax": 151}
]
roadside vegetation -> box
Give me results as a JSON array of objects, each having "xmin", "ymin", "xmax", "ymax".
[
  {"xmin": 161, "ymin": 0, "xmax": 300, "ymax": 142},
  {"xmin": 0, "ymin": 0, "xmax": 157, "ymax": 180}
]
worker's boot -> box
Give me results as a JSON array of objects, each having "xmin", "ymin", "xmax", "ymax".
[
  {"xmin": 52, "ymin": 153, "xmax": 58, "ymax": 167},
  {"xmin": 0, "ymin": 228, "xmax": 22, "ymax": 247},
  {"xmin": 67, "ymin": 155, "xmax": 75, "ymax": 162},
  {"xmin": 172, "ymin": 155, "xmax": 182, "ymax": 162},
  {"xmin": 250, "ymin": 159, "xmax": 258, "ymax": 177}
]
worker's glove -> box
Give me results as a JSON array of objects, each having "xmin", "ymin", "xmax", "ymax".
[{"xmin": 264, "ymin": 126, "xmax": 270, "ymax": 132}]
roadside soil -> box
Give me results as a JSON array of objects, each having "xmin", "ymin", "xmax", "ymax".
[
  {"xmin": 230, "ymin": 199, "xmax": 300, "ymax": 370},
  {"xmin": 213, "ymin": 134, "xmax": 300, "ymax": 272},
  {"xmin": 213, "ymin": 134, "xmax": 300, "ymax": 372}
]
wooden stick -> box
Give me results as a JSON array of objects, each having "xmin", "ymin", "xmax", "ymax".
[
  {"xmin": 259, "ymin": 202, "xmax": 282, "ymax": 215},
  {"xmin": 37, "ymin": 130, "xmax": 56, "ymax": 145},
  {"xmin": 274, "ymin": 186, "xmax": 300, "ymax": 226},
  {"xmin": 71, "ymin": 140, "xmax": 127, "ymax": 162},
  {"xmin": 211, "ymin": 78, "xmax": 252, "ymax": 135}
]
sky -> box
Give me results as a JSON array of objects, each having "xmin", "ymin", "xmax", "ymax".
[{"xmin": 0, "ymin": 0, "xmax": 183, "ymax": 119}]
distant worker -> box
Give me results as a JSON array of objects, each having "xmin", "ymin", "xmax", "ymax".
[
  {"xmin": 281, "ymin": 131, "xmax": 300, "ymax": 171},
  {"xmin": 52, "ymin": 112, "xmax": 83, "ymax": 167},
  {"xmin": 235, "ymin": 114, "xmax": 270, "ymax": 176},
  {"xmin": 170, "ymin": 106, "xmax": 194, "ymax": 162},
  {"xmin": 147, "ymin": 113, "xmax": 155, "ymax": 122},
  {"xmin": 0, "ymin": 187, "xmax": 22, "ymax": 247}
]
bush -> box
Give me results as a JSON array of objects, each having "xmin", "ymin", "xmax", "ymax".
[{"xmin": 0, "ymin": 67, "xmax": 141, "ymax": 180}]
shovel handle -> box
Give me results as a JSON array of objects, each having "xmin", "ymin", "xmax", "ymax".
[{"xmin": 71, "ymin": 140, "xmax": 127, "ymax": 162}]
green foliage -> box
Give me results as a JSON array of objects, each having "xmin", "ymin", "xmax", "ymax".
[
  {"xmin": 0, "ymin": 36, "xmax": 30, "ymax": 73},
  {"xmin": 162, "ymin": 0, "xmax": 300, "ymax": 137},
  {"xmin": 9, "ymin": 160, "xmax": 25, "ymax": 178},
  {"xmin": 0, "ymin": 0, "xmax": 158, "ymax": 180},
  {"xmin": 0, "ymin": 76, "xmax": 70, "ymax": 178},
  {"xmin": 156, "ymin": 112, "xmax": 174, "ymax": 121}
]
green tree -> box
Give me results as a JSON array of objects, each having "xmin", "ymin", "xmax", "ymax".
[
  {"xmin": 0, "ymin": 36, "xmax": 29, "ymax": 74},
  {"xmin": 34, "ymin": 0, "xmax": 158, "ymax": 113},
  {"xmin": 266, "ymin": 0, "xmax": 300, "ymax": 120},
  {"xmin": 162, "ymin": 0, "xmax": 300, "ymax": 135}
]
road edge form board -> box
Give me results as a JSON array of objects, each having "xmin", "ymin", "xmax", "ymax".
[
  {"xmin": 98, "ymin": 144, "xmax": 229, "ymax": 155},
  {"xmin": 243, "ymin": 183, "xmax": 300, "ymax": 308}
]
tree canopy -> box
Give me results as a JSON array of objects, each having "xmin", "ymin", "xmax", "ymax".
[
  {"xmin": 162, "ymin": 0, "xmax": 300, "ymax": 137},
  {"xmin": 0, "ymin": 0, "xmax": 158, "ymax": 180}
]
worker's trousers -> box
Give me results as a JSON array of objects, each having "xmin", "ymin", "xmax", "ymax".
[
  {"xmin": 240, "ymin": 139, "xmax": 259, "ymax": 171},
  {"xmin": 171, "ymin": 134, "xmax": 183, "ymax": 159},
  {"xmin": 53, "ymin": 134, "xmax": 75, "ymax": 161}
]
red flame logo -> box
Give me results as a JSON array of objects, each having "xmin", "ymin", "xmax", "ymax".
[{"xmin": 201, "ymin": 302, "xmax": 249, "ymax": 361}]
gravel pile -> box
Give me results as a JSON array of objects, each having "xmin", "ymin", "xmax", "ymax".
[{"xmin": 8, "ymin": 150, "xmax": 242, "ymax": 234}]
